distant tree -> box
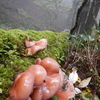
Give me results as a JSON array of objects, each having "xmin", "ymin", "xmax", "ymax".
[
  {"xmin": 70, "ymin": 0, "xmax": 100, "ymax": 34},
  {"xmin": 33, "ymin": 0, "xmax": 71, "ymax": 31}
]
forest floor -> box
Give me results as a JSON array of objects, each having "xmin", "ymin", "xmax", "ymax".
[{"xmin": 61, "ymin": 33, "xmax": 100, "ymax": 100}]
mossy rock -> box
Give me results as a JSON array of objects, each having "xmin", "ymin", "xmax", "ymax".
[{"xmin": 0, "ymin": 29, "xmax": 68, "ymax": 99}]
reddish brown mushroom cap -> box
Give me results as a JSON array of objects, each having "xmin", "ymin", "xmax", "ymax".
[
  {"xmin": 25, "ymin": 39, "xmax": 48, "ymax": 55},
  {"xmin": 35, "ymin": 39, "xmax": 48, "ymax": 49},
  {"xmin": 40, "ymin": 57, "xmax": 60, "ymax": 76},
  {"xmin": 9, "ymin": 72, "xmax": 34, "ymax": 100},
  {"xmin": 25, "ymin": 65, "xmax": 47, "ymax": 86}
]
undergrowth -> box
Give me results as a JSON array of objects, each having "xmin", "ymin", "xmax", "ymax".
[{"xmin": 63, "ymin": 27, "xmax": 100, "ymax": 99}]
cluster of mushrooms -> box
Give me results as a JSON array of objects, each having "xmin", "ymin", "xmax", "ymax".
[
  {"xmin": 8, "ymin": 38, "xmax": 75, "ymax": 100},
  {"xmin": 25, "ymin": 38, "xmax": 48, "ymax": 55}
]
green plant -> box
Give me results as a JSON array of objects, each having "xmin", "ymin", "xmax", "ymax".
[{"xmin": 64, "ymin": 30, "xmax": 100, "ymax": 99}]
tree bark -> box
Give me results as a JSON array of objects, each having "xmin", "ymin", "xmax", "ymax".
[{"xmin": 70, "ymin": 0, "xmax": 88, "ymax": 34}]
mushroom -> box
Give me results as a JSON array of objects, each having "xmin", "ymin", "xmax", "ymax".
[
  {"xmin": 55, "ymin": 80, "xmax": 75, "ymax": 100},
  {"xmin": 25, "ymin": 39, "xmax": 48, "ymax": 55},
  {"xmin": 35, "ymin": 39, "xmax": 48, "ymax": 50},
  {"xmin": 9, "ymin": 72, "xmax": 34, "ymax": 100},
  {"xmin": 25, "ymin": 65, "xmax": 47, "ymax": 86},
  {"xmin": 9, "ymin": 57, "xmax": 72, "ymax": 100},
  {"xmin": 39, "ymin": 57, "xmax": 60, "ymax": 76},
  {"xmin": 30, "ymin": 59, "xmax": 64, "ymax": 100}
]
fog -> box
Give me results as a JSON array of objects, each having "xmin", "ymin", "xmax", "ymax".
[{"xmin": 0, "ymin": 0, "xmax": 100, "ymax": 33}]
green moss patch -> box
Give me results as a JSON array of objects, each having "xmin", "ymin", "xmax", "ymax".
[{"xmin": 0, "ymin": 29, "xmax": 68, "ymax": 99}]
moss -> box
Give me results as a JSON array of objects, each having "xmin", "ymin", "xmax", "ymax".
[{"xmin": 0, "ymin": 29, "xmax": 68, "ymax": 99}]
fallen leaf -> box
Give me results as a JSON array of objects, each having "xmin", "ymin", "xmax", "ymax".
[
  {"xmin": 82, "ymin": 88, "xmax": 91, "ymax": 93},
  {"xmin": 74, "ymin": 87, "xmax": 82, "ymax": 94},
  {"xmin": 81, "ymin": 92, "xmax": 92, "ymax": 100},
  {"xmin": 78, "ymin": 77, "xmax": 92, "ymax": 88},
  {"xmin": 69, "ymin": 67, "xmax": 78, "ymax": 84}
]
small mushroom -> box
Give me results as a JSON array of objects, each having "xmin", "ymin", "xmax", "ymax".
[
  {"xmin": 25, "ymin": 39, "xmax": 48, "ymax": 55},
  {"xmin": 9, "ymin": 72, "xmax": 34, "ymax": 100},
  {"xmin": 25, "ymin": 65, "xmax": 47, "ymax": 86},
  {"xmin": 35, "ymin": 39, "xmax": 48, "ymax": 50}
]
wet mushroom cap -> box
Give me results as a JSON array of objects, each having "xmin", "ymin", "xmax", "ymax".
[
  {"xmin": 25, "ymin": 65, "xmax": 47, "ymax": 86},
  {"xmin": 40, "ymin": 57, "xmax": 60, "ymax": 76},
  {"xmin": 9, "ymin": 72, "xmax": 34, "ymax": 100},
  {"xmin": 35, "ymin": 39, "xmax": 48, "ymax": 49}
]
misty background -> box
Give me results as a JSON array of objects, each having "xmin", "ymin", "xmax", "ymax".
[{"xmin": 0, "ymin": 0, "xmax": 100, "ymax": 34}]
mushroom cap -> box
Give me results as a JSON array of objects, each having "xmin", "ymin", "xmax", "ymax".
[
  {"xmin": 40, "ymin": 57, "xmax": 60, "ymax": 76},
  {"xmin": 30, "ymin": 86, "xmax": 43, "ymax": 100},
  {"xmin": 9, "ymin": 72, "xmax": 34, "ymax": 100},
  {"xmin": 36, "ymin": 39, "xmax": 48, "ymax": 49},
  {"xmin": 42, "ymin": 73, "xmax": 61, "ymax": 100},
  {"xmin": 26, "ymin": 65, "xmax": 47, "ymax": 86}
]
